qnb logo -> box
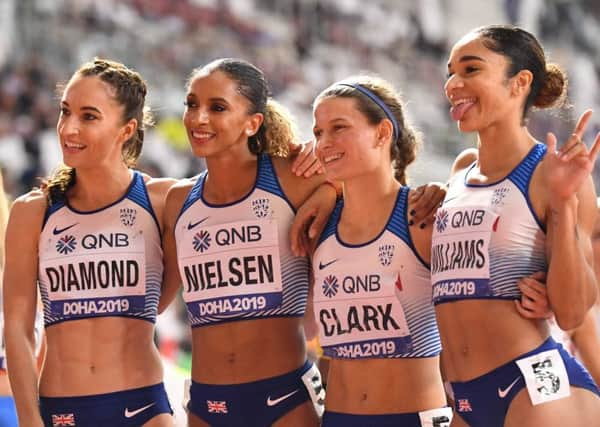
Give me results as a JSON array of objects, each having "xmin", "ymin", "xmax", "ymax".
[
  {"xmin": 322, "ymin": 275, "xmax": 339, "ymax": 298},
  {"xmin": 435, "ymin": 209, "xmax": 449, "ymax": 233},
  {"xmin": 193, "ymin": 230, "xmax": 211, "ymax": 252},
  {"xmin": 252, "ymin": 198, "xmax": 271, "ymax": 218},
  {"xmin": 378, "ymin": 244, "xmax": 395, "ymax": 266},
  {"xmin": 56, "ymin": 235, "xmax": 77, "ymax": 255}
]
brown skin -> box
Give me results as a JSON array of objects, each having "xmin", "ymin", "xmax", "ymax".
[
  {"xmin": 443, "ymin": 35, "xmax": 600, "ymax": 427},
  {"xmin": 160, "ymin": 70, "xmax": 332, "ymax": 427}
]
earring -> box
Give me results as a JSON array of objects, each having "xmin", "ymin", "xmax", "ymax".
[{"xmin": 246, "ymin": 129, "xmax": 252, "ymax": 136}]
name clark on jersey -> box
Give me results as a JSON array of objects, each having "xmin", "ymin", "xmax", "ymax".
[
  {"xmin": 431, "ymin": 239, "xmax": 486, "ymax": 274},
  {"xmin": 183, "ymin": 255, "xmax": 274, "ymax": 292},
  {"xmin": 46, "ymin": 260, "xmax": 140, "ymax": 292},
  {"xmin": 320, "ymin": 303, "xmax": 401, "ymax": 337}
]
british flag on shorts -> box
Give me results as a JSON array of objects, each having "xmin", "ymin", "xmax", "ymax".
[
  {"xmin": 207, "ymin": 400, "xmax": 228, "ymax": 414},
  {"xmin": 457, "ymin": 398, "xmax": 472, "ymax": 412},
  {"xmin": 52, "ymin": 413, "xmax": 76, "ymax": 426}
]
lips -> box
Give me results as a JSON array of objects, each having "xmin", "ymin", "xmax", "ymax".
[
  {"xmin": 190, "ymin": 130, "xmax": 215, "ymax": 144},
  {"xmin": 322, "ymin": 153, "xmax": 344, "ymax": 165}
]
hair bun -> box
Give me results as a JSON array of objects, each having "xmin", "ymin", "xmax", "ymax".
[{"xmin": 533, "ymin": 63, "xmax": 567, "ymax": 109}]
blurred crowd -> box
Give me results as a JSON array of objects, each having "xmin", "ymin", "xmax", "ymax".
[{"xmin": 1, "ymin": 0, "xmax": 600, "ymax": 368}]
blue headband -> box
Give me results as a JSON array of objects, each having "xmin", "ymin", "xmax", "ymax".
[{"xmin": 338, "ymin": 83, "xmax": 400, "ymax": 141}]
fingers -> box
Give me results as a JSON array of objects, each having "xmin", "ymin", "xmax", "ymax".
[
  {"xmin": 589, "ymin": 132, "xmax": 600, "ymax": 163},
  {"xmin": 302, "ymin": 158, "xmax": 324, "ymax": 178},
  {"xmin": 308, "ymin": 208, "xmax": 329, "ymax": 240},
  {"xmin": 573, "ymin": 109, "xmax": 593, "ymax": 139},
  {"xmin": 289, "ymin": 207, "xmax": 317, "ymax": 256},
  {"xmin": 514, "ymin": 300, "xmax": 538, "ymax": 319},
  {"xmin": 518, "ymin": 278, "xmax": 547, "ymax": 299},
  {"xmin": 409, "ymin": 183, "xmax": 446, "ymax": 226},
  {"xmin": 546, "ymin": 132, "xmax": 558, "ymax": 154},
  {"xmin": 291, "ymin": 142, "xmax": 317, "ymax": 176},
  {"xmin": 529, "ymin": 271, "xmax": 547, "ymax": 282}
]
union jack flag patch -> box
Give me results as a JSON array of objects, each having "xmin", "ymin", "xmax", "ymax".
[
  {"xmin": 457, "ymin": 398, "xmax": 472, "ymax": 412},
  {"xmin": 207, "ymin": 400, "xmax": 228, "ymax": 414},
  {"xmin": 52, "ymin": 413, "xmax": 76, "ymax": 426}
]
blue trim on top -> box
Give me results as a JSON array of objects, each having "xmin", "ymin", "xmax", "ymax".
[
  {"xmin": 179, "ymin": 172, "xmax": 206, "ymax": 218},
  {"xmin": 388, "ymin": 186, "xmax": 430, "ymax": 269},
  {"xmin": 42, "ymin": 199, "xmax": 66, "ymax": 229},
  {"xmin": 255, "ymin": 154, "xmax": 296, "ymax": 213},
  {"xmin": 317, "ymin": 198, "xmax": 343, "ymax": 247},
  {"xmin": 198, "ymin": 160, "xmax": 259, "ymax": 209},
  {"xmin": 335, "ymin": 188, "xmax": 403, "ymax": 248},
  {"xmin": 65, "ymin": 170, "xmax": 137, "ymax": 215},
  {"xmin": 126, "ymin": 171, "xmax": 162, "ymax": 239},
  {"xmin": 507, "ymin": 143, "xmax": 547, "ymax": 233}
]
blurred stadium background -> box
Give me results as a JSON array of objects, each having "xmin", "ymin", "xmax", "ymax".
[{"xmin": 1, "ymin": 0, "xmax": 599, "ymax": 423}]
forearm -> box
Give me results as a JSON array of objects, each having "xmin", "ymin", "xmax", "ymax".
[
  {"xmin": 548, "ymin": 197, "xmax": 597, "ymax": 329},
  {"xmin": 5, "ymin": 330, "xmax": 43, "ymax": 424}
]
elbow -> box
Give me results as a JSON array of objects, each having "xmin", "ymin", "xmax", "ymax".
[{"xmin": 555, "ymin": 309, "xmax": 586, "ymax": 331}]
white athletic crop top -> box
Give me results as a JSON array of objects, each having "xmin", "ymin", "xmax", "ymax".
[
  {"xmin": 313, "ymin": 187, "xmax": 441, "ymax": 359},
  {"xmin": 431, "ymin": 143, "xmax": 547, "ymax": 304},
  {"xmin": 175, "ymin": 154, "xmax": 310, "ymax": 327},
  {"xmin": 38, "ymin": 171, "xmax": 163, "ymax": 326}
]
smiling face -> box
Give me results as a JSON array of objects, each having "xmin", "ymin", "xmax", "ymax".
[
  {"xmin": 57, "ymin": 75, "xmax": 134, "ymax": 169},
  {"xmin": 444, "ymin": 35, "xmax": 527, "ymax": 133},
  {"xmin": 313, "ymin": 96, "xmax": 387, "ymax": 182},
  {"xmin": 183, "ymin": 70, "xmax": 263, "ymax": 159}
]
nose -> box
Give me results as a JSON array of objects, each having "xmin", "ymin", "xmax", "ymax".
[
  {"xmin": 187, "ymin": 107, "xmax": 209, "ymax": 127},
  {"xmin": 444, "ymin": 74, "xmax": 464, "ymax": 100},
  {"xmin": 57, "ymin": 115, "xmax": 79, "ymax": 137}
]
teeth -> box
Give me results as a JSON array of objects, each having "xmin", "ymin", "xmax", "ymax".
[
  {"xmin": 452, "ymin": 97, "xmax": 476, "ymax": 106},
  {"xmin": 191, "ymin": 131, "xmax": 213, "ymax": 139},
  {"xmin": 65, "ymin": 142, "xmax": 84, "ymax": 148},
  {"xmin": 323, "ymin": 153, "xmax": 343, "ymax": 163}
]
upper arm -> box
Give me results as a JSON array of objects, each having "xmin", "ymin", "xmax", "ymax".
[
  {"xmin": 272, "ymin": 157, "xmax": 325, "ymax": 209},
  {"xmin": 3, "ymin": 193, "xmax": 46, "ymax": 333},
  {"xmin": 158, "ymin": 182, "xmax": 190, "ymax": 313}
]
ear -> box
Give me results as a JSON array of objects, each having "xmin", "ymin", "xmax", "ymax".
[
  {"xmin": 120, "ymin": 118, "xmax": 138, "ymax": 144},
  {"xmin": 245, "ymin": 112, "xmax": 264, "ymax": 137},
  {"xmin": 512, "ymin": 69, "xmax": 533, "ymax": 97},
  {"xmin": 376, "ymin": 118, "xmax": 394, "ymax": 146}
]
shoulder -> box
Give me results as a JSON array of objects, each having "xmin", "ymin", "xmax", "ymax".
[
  {"xmin": 8, "ymin": 190, "xmax": 47, "ymax": 232},
  {"xmin": 271, "ymin": 156, "xmax": 325, "ymax": 209},
  {"xmin": 451, "ymin": 148, "xmax": 478, "ymax": 176}
]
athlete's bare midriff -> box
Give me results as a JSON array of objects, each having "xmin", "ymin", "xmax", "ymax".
[
  {"xmin": 325, "ymin": 357, "xmax": 446, "ymax": 414},
  {"xmin": 437, "ymin": 299, "xmax": 548, "ymax": 382},
  {"xmin": 191, "ymin": 317, "xmax": 306, "ymax": 384},
  {"xmin": 39, "ymin": 317, "xmax": 163, "ymax": 396}
]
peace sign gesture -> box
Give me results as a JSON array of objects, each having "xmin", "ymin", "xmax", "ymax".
[{"xmin": 545, "ymin": 109, "xmax": 600, "ymax": 205}]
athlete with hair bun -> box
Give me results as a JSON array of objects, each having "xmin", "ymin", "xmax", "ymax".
[{"xmin": 436, "ymin": 25, "xmax": 600, "ymax": 427}]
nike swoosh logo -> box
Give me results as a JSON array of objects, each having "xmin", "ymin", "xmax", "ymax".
[
  {"xmin": 266, "ymin": 389, "xmax": 299, "ymax": 406},
  {"xmin": 187, "ymin": 217, "xmax": 209, "ymax": 230},
  {"xmin": 124, "ymin": 402, "xmax": 156, "ymax": 418},
  {"xmin": 318, "ymin": 259, "xmax": 338, "ymax": 270},
  {"xmin": 498, "ymin": 377, "xmax": 521, "ymax": 398},
  {"xmin": 52, "ymin": 223, "xmax": 78, "ymax": 235}
]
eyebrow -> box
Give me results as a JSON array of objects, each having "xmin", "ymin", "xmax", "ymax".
[
  {"xmin": 447, "ymin": 55, "xmax": 485, "ymax": 69},
  {"xmin": 61, "ymin": 101, "xmax": 102, "ymax": 114}
]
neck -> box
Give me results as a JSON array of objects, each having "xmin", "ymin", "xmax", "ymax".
[
  {"xmin": 70, "ymin": 163, "xmax": 132, "ymax": 208},
  {"xmin": 476, "ymin": 120, "xmax": 536, "ymax": 176},
  {"xmin": 342, "ymin": 168, "xmax": 400, "ymax": 220},
  {"xmin": 204, "ymin": 147, "xmax": 258, "ymax": 203}
]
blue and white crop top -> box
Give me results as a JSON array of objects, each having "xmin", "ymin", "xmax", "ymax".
[
  {"xmin": 175, "ymin": 154, "xmax": 310, "ymax": 328},
  {"xmin": 313, "ymin": 186, "xmax": 441, "ymax": 359},
  {"xmin": 431, "ymin": 143, "xmax": 548, "ymax": 305},
  {"xmin": 38, "ymin": 171, "xmax": 163, "ymax": 326}
]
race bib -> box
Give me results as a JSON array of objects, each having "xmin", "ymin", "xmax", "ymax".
[
  {"xmin": 419, "ymin": 407, "xmax": 453, "ymax": 427},
  {"xmin": 431, "ymin": 206, "xmax": 498, "ymax": 302},
  {"xmin": 180, "ymin": 219, "xmax": 283, "ymax": 317},
  {"xmin": 40, "ymin": 230, "xmax": 147, "ymax": 319},
  {"xmin": 313, "ymin": 270, "xmax": 411, "ymax": 359},
  {"xmin": 516, "ymin": 349, "xmax": 570, "ymax": 405}
]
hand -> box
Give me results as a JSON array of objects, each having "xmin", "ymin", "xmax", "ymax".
[
  {"xmin": 514, "ymin": 271, "xmax": 553, "ymax": 319},
  {"xmin": 545, "ymin": 110, "xmax": 600, "ymax": 206},
  {"xmin": 290, "ymin": 183, "xmax": 337, "ymax": 256},
  {"xmin": 408, "ymin": 182, "xmax": 447, "ymax": 228},
  {"xmin": 291, "ymin": 140, "xmax": 324, "ymax": 178}
]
